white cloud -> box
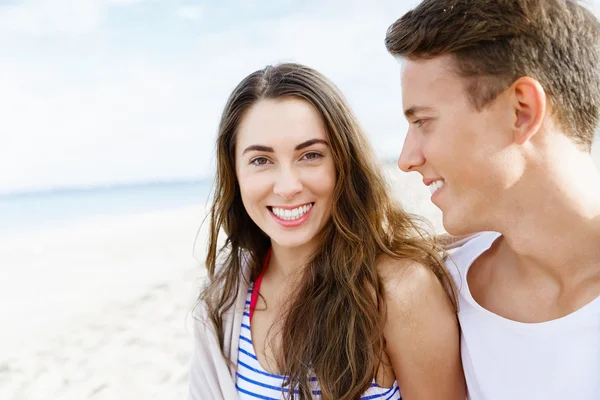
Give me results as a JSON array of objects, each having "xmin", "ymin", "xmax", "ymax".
[
  {"xmin": 105, "ymin": 0, "xmax": 146, "ymax": 4},
  {"xmin": 175, "ymin": 5, "xmax": 203, "ymax": 20},
  {"xmin": 0, "ymin": 57, "xmax": 212, "ymax": 193},
  {"xmin": 0, "ymin": 0, "xmax": 102, "ymax": 34},
  {"xmin": 0, "ymin": 0, "xmax": 147, "ymax": 35}
]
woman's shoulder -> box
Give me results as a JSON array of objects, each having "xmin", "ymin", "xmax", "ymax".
[
  {"xmin": 376, "ymin": 255, "xmax": 453, "ymax": 316},
  {"xmin": 377, "ymin": 256, "xmax": 443, "ymax": 297},
  {"xmin": 377, "ymin": 255, "xmax": 464, "ymax": 398}
]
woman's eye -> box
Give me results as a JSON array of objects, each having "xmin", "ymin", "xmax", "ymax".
[
  {"xmin": 250, "ymin": 157, "xmax": 270, "ymax": 166},
  {"xmin": 302, "ymin": 152, "xmax": 323, "ymax": 161}
]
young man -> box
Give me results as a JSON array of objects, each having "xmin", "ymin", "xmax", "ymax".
[{"xmin": 385, "ymin": 1, "xmax": 600, "ymax": 399}]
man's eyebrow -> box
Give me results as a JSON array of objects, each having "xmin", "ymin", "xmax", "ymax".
[
  {"xmin": 242, "ymin": 145, "xmax": 274, "ymax": 155},
  {"xmin": 404, "ymin": 106, "xmax": 435, "ymax": 119},
  {"xmin": 294, "ymin": 139, "xmax": 329, "ymax": 151}
]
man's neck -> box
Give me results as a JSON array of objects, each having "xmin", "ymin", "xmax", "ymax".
[{"xmin": 495, "ymin": 153, "xmax": 600, "ymax": 284}]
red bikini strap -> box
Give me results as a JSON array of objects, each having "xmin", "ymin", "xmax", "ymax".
[{"xmin": 249, "ymin": 248, "xmax": 271, "ymax": 322}]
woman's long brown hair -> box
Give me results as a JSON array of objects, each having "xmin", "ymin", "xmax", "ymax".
[{"xmin": 200, "ymin": 63, "xmax": 456, "ymax": 399}]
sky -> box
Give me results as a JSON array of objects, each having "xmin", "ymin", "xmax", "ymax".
[{"xmin": 1, "ymin": 0, "xmax": 599, "ymax": 194}]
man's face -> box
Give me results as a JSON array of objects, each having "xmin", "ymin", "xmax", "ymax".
[{"xmin": 399, "ymin": 55, "xmax": 518, "ymax": 235}]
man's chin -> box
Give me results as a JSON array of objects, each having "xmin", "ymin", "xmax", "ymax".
[{"xmin": 442, "ymin": 213, "xmax": 478, "ymax": 237}]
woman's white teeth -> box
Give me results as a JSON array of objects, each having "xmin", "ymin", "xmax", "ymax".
[
  {"xmin": 429, "ymin": 180, "xmax": 445, "ymax": 195},
  {"xmin": 272, "ymin": 204, "xmax": 312, "ymax": 220}
]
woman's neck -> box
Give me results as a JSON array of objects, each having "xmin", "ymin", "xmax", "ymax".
[{"xmin": 267, "ymin": 240, "xmax": 317, "ymax": 282}]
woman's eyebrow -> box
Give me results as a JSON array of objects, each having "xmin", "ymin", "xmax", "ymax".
[
  {"xmin": 294, "ymin": 139, "xmax": 329, "ymax": 151},
  {"xmin": 242, "ymin": 145, "xmax": 274, "ymax": 155},
  {"xmin": 242, "ymin": 139, "xmax": 328, "ymax": 155}
]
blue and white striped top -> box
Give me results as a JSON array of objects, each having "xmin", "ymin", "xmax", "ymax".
[{"xmin": 236, "ymin": 285, "xmax": 402, "ymax": 399}]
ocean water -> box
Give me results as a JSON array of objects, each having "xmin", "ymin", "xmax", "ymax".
[{"xmin": 0, "ymin": 180, "xmax": 212, "ymax": 237}]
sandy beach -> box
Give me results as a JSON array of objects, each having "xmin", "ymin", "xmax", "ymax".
[
  {"xmin": 0, "ymin": 205, "xmax": 210, "ymax": 400},
  {"xmin": 0, "ymin": 165, "xmax": 455, "ymax": 400}
]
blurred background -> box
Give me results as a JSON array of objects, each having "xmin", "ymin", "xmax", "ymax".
[{"xmin": 1, "ymin": 0, "xmax": 599, "ymax": 399}]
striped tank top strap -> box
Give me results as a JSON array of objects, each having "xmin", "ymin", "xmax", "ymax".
[{"xmin": 249, "ymin": 248, "xmax": 271, "ymax": 322}]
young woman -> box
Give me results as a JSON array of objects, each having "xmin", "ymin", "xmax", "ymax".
[{"xmin": 188, "ymin": 63, "xmax": 465, "ymax": 400}]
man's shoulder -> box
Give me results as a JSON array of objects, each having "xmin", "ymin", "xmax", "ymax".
[
  {"xmin": 446, "ymin": 232, "xmax": 500, "ymax": 268},
  {"xmin": 442, "ymin": 231, "xmax": 501, "ymax": 294}
]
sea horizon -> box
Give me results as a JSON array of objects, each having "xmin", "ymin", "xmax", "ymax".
[{"xmin": 0, "ymin": 179, "xmax": 213, "ymax": 237}]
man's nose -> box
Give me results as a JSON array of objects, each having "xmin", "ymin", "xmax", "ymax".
[{"xmin": 398, "ymin": 131, "xmax": 425, "ymax": 173}]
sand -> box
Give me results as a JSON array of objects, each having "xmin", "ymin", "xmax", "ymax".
[
  {"xmin": 0, "ymin": 206, "xmax": 210, "ymax": 400},
  {"xmin": 0, "ymin": 165, "xmax": 442, "ymax": 400}
]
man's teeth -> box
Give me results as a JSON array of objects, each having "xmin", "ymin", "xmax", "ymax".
[
  {"xmin": 271, "ymin": 204, "xmax": 313, "ymax": 220},
  {"xmin": 429, "ymin": 180, "xmax": 445, "ymax": 195}
]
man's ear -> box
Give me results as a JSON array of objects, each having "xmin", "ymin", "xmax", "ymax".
[{"xmin": 509, "ymin": 77, "xmax": 546, "ymax": 145}]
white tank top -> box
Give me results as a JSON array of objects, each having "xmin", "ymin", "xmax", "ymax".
[{"xmin": 447, "ymin": 232, "xmax": 600, "ymax": 400}]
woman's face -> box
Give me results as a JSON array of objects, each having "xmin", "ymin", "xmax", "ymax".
[{"xmin": 235, "ymin": 97, "xmax": 336, "ymax": 251}]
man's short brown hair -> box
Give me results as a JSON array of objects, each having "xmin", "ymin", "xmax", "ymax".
[{"xmin": 385, "ymin": 0, "xmax": 600, "ymax": 150}]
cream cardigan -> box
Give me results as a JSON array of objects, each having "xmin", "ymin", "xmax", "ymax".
[{"xmin": 187, "ymin": 263, "xmax": 251, "ymax": 400}]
